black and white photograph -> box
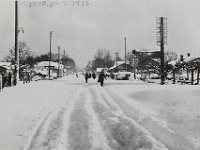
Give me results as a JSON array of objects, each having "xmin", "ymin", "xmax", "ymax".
[{"xmin": 0, "ymin": 0, "xmax": 200, "ymax": 149}]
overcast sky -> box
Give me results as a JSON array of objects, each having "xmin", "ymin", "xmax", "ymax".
[{"xmin": 1, "ymin": 0, "xmax": 200, "ymax": 67}]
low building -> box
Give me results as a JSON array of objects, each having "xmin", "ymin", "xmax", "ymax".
[
  {"xmin": 109, "ymin": 61, "xmax": 133, "ymax": 73},
  {"xmin": 34, "ymin": 61, "xmax": 64, "ymax": 78},
  {"xmin": 96, "ymin": 68, "xmax": 108, "ymax": 74},
  {"xmin": 0, "ymin": 62, "xmax": 14, "ymax": 87},
  {"xmin": 168, "ymin": 55, "xmax": 200, "ymax": 84}
]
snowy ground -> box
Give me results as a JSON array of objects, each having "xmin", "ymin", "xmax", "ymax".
[{"xmin": 0, "ymin": 75, "xmax": 200, "ymax": 150}]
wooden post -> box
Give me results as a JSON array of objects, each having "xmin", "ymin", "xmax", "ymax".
[
  {"xmin": 197, "ymin": 65, "xmax": 200, "ymax": 84},
  {"xmin": 134, "ymin": 53, "xmax": 136, "ymax": 79},
  {"xmin": 15, "ymin": 1, "xmax": 19, "ymax": 85},
  {"xmin": 160, "ymin": 17, "xmax": 165, "ymax": 85},
  {"xmin": 173, "ymin": 68, "xmax": 176, "ymax": 84},
  {"xmin": 191, "ymin": 69, "xmax": 194, "ymax": 85}
]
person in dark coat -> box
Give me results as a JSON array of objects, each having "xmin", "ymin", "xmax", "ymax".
[
  {"xmin": 98, "ymin": 70, "xmax": 106, "ymax": 86},
  {"xmin": 92, "ymin": 71, "xmax": 96, "ymax": 79},
  {"xmin": 85, "ymin": 72, "xmax": 89, "ymax": 83}
]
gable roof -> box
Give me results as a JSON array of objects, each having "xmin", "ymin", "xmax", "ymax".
[{"xmin": 109, "ymin": 63, "xmax": 133, "ymax": 72}]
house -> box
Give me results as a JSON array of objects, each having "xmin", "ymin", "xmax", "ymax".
[
  {"xmin": 108, "ymin": 61, "xmax": 133, "ymax": 73},
  {"xmin": 0, "ymin": 62, "xmax": 12, "ymax": 76},
  {"xmin": 96, "ymin": 68, "xmax": 108, "ymax": 74},
  {"xmin": 34, "ymin": 61, "xmax": 64, "ymax": 78},
  {"xmin": 0, "ymin": 62, "xmax": 14, "ymax": 87},
  {"xmin": 168, "ymin": 55, "xmax": 200, "ymax": 84}
]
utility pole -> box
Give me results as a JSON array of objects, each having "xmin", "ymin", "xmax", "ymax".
[
  {"xmin": 63, "ymin": 49, "xmax": 66, "ymax": 57},
  {"xmin": 58, "ymin": 46, "xmax": 60, "ymax": 78},
  {"xmin": 132, "ymin": 49, "xmax": 137, "ymax": 79},
  {"xmin": 157, "ymin": 17, "xmax": 167, "ymax": 85},
  {"xmin": 14, "ymin": 1, "xmax": 19, "ymax": 85},
  {"xmin": 49, "ymin": 31, "xmax": 53, "ymax": 80},
  {"xmin": 124, "ymin": 36, "xmax": 127, "ymax": 72}
]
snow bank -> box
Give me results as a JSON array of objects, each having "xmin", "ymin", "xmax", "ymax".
[
  {"xmin": 106, "ymin": 84, "xmax": 200, "ymax": 149},
  {"xmin": 0, "ymin": 77, "xmax": 78, "ymax": 150}
]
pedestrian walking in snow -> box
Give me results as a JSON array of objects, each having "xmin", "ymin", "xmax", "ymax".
[
  {"xmin": 85, "ymin": 72, "xmax": 89, "ymax": 83},
  {"xmin": 98, "ymin": 70, "xmax": 106, "ymax": 86},
  {"xmin": 92, "ymin": 71, "xmax": 96, "ymax": 79}
]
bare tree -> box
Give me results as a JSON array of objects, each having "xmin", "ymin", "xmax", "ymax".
[
  {"xmin": 165, "ymin": 51, "xmax": 178, "ymax": 63},
  {"xmin": 87, "ymin": 49, "xmax": 114, "ymax": 71},
  {"xmin": 103, "ymin": 51, "xmax": 113, "ymax": 68},
  {"xmin": 4, "ymin": 41, "xmax": 33, "ymax": 67}
]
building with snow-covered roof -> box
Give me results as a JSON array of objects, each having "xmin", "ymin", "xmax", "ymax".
[
  {"xmin": 34, "ymin": 61, "xmax": 64, "ymax": 78},
  {"xmin": 0, "ymin": 62, "xmax": 12, "ymax": 76},
  {"xmin": 108, "ymin": 61, "xmax": 133, "ymax": 73}
]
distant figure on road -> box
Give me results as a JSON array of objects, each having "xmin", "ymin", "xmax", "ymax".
[
  {"xmin": 85, "ymin": 72, "xmax": 89, "ymax": 83},
  {"xmin": 92, "ymin": 71, "xmax": 96, "ymax": 79},
  {"xmin": 98, "ymin": 70, "xmax": 106, "ymax": 86},
  {"xmin": 76, "ymin": 73, "xmax": 78, "ymax": 78}
]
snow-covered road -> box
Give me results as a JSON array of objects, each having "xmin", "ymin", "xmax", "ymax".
[{"xmin": 0, "ymin": 75, "xmax": 200, "ymax": 150}]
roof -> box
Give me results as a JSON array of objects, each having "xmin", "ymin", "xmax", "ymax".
[
  {"xmin": 0, "ymin": 62, "xmax": 11, "ymax": 66},
  {"xmin": 0, "ymin": 62, "xmax": 12, "ymax": 70},
  {"xmin": 109, "ymin": 61, "xmax": 129, "ymax": 70},
  {"xmin": 96, "ymin": 68, "xmax": 108, "ymax": 72},
  {"xmin": 36, "ymin": 61, "xmax": 64, "ymax": 69},
  {"xmin": 109, "ymin": 63, "xmax": 133, "ymax": 71},
  {"xmin": 184, "ymin": 57, "xmax": 200, "ymax": 63},
  {"xmin": 168, "ymin": 56, "xmax": 200, "ymax": 67}
]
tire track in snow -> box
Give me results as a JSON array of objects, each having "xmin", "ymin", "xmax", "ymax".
[
  {"xmin": 22, "ymin": 85, "xmax": 81, "ymax": 150},
  {"xmin": 58, "ymin": 85, "xmax": 85, "ymax": 150},
  {"xmin": 67, "ymin": 91, "xmax": 91, "ymax": 150},
  {"xmin": 105, "ymin": 86, "xmax": 194, "ymax": 150},
  {"xmin": 66, "ymin": 86, "xmax": 111, "ymax": 150},
  {"xmin": 86, "ymin": 88, "xmax": 112, "ymax": 150},
  {"xmin": 90, "ymin": 86, "xmax": 168, "ymax": 150},
  {"xmin": 22, "ymin": 111, "xmax": 52, "ymax": 150}
]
